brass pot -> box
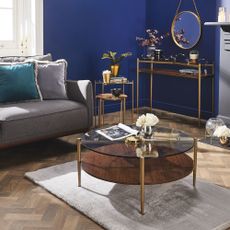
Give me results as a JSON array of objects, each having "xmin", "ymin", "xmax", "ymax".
[{"xmin": 111, "ymin": 64, "xmax": 119, "ymax": 77}]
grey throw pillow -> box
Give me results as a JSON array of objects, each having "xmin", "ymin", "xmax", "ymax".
[{"xmin": 36, "ymin": 60, "xmax": 68, "ymax": 100}]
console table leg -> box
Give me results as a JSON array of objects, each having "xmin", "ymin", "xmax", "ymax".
[
  {"xmin": 98, "ymin": 99, "xmax": 102, "ymax": 127},
  {"xmin": 193, "ymin": 138, "xmax": 198, "ymax": 187},
  {"xmin": 136, "ymin": 59, "xmax": 139, "ymax": 114},
  {"xmin": 140, "ymin": 157, "xmax": 145, "ymax": 215},
  {"xmin": 123, "ymin": 98, "xmax": 126, "ymax": 123},
  {"xmin": 76, "ymin": 138, "xmax": 82, "ymax": 187},
  {"xmin": 198, "ymin": 65, "xmax": 201, "ymax": 126},
  {"xmin": 132, "ymin": 80, "xmax": 134, "ymax": 123},
  {"xmin": 211, "ymin": 77, "xmax": 214, "ymax": 114}
]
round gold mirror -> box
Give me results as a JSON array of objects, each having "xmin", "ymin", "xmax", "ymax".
[{"xmin": 171, "ymin": 11, "xmax": 202, "ymax": 49}]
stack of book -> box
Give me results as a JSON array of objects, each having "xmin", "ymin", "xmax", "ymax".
[{"xmin": 110, "ymin": 76, "xmax": 128, "ymax": 83}]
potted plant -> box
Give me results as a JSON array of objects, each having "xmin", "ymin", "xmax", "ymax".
[{"xmin": 101, "ymin": 51, "xmax": 132, "ymax": 77}]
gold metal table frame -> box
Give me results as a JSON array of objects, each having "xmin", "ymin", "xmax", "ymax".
[
  {"xmin": 94, "ymin": 81, "xmax": 134, "ymax": 126},
  {"xmin": 96, "ymin": 93, "xmax": 127, "ymax": 127},
  {"xmin": 136, "ymin": 59, "xmax": 215, "ymax": 125},
  {"xmin": 76, "ymin": 137, "xmax": 198, "ymax": 215}
]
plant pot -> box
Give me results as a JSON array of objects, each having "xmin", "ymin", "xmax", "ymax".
[{"xmin": 111, "ymin": 65, "xmax": 119, "ymax": 77}]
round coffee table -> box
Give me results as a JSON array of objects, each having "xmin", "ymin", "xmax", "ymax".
[{"xmin": 76, "ymin": 126, "xmax": 197, "ymax": 215}]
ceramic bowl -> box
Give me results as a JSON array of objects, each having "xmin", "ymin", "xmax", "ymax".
[{"xmin": 111, "ymin": 88, "xmax": 122, "ymax": 97}]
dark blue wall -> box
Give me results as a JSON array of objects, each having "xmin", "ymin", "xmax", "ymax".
[
  {"xmin": 146, "ymin": 0, "xmax": 217, "ymax": 118},
  {"xmin": 44, "ymin": 0, "xmax": 217, "ymax": 118},
  {"xmin": 44, "ymin": 0, "xmax": 146, "ymax": 112}
]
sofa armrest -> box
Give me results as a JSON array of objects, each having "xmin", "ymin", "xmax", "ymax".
[{"xmin": 66, "ymin": 80, "xmax": 93, "ymax": 128}]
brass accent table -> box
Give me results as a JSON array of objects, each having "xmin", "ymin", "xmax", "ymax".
[
  {"xmin": 76, "ymin": 126, "xmax": 197, "ymax": 215},
  {"xmin": 94, "ymin": 81, "xmax": 134, "ymax": 125},
  {"xmin": 96, "ymin": 93, "xmax": 127, "ymax": 127},
  {"xmin": 136, "ymin": 59, "xmax": 215, "ymax": 125}
]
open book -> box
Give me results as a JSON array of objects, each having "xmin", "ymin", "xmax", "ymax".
[{"xmin": 96, "ymin": 123, "xmax": 138, "ymax": 141}]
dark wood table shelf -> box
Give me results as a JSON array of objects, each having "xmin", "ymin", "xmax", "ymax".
[{"xmin": 139, "ymin": 68, "xmax": 213, "ymax": 79}]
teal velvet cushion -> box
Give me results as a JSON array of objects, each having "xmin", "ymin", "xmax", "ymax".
[{"xmin": 0, "ymin": 63, "xmax": 42, "ymax": 103}]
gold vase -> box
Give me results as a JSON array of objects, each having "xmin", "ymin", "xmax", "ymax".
[{"xmin": 111, "ymin": 65, "xmax": 119, "ymax": 77}]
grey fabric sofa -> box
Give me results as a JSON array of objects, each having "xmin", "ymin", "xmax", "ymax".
[{"xmin": 0, "ymin": 80, "xmax": 93, "ymax": 149}]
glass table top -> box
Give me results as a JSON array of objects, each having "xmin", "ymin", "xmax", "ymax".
[{"xmin": 81, "ymin": 126, "xmax": 194, "ymax": 158}]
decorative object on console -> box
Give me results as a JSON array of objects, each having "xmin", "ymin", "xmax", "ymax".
[
  {"xmin": 189, "ymin": 50, "xmax": 199, "ymax": 63},
  {"xmin": 136, "ymin": 113, "xmax": 159, "ymax": 139},
  {"xmin": 205, "ymin": 117, "xmax": 225, "ymax": 137},
  {"xmin": 171, "ymin": 0, "xmax": 201, "ymax": 49},
  {"xmin": 136, "ymin": 29, "xmax": 169, "ymax": 58},
  {"xmin": 101, "ymin": 51, "xmax": 132, "ymax": 77},
  {"xmin": 102, "ymin": 70, "xmax": 111, "ymax": 84},
  {"xmin": 111, "ymin": 88, "xmax": 122, "ymax": 97},
  {"xmin": 154, "ymin": 49, "xmax": 163, "ymax": 61}
]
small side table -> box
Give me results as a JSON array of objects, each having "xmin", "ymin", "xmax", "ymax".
[
  {"xmin": 94, "ymin": 81, "xmax": 134, "ymax": 126},
  {"xmin": 96, "ymin": 93, "xmax": 127, "ymax": 127}
]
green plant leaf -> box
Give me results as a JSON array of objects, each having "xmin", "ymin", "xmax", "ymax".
[{"xmin": 101, "ymin": 51, "xmax": 132, "ymax": 64}]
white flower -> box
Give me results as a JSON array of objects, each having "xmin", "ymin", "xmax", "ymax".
[
  {"xmin": 136, "ymin": 114, "xmax": 146, "ymax": 127},
  {"xmin": 136, "ymin": 113, "xmax": 159, "ymax": 127},
  {"xmin": 145, "ymin": 113, "xmax": 159, "ymax": 126},
  {"xmin": 213, "ymin": 125, "xmax": 230, "ymax": 137}
]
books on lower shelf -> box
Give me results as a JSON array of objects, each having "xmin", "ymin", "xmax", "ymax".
[
  {"xmin": 96, "ymin": 123, "xmax": 138, "ymax": 141},
  {"xmin": 109, "ymin": 76, "xmax": 127, "ymax": 83}
]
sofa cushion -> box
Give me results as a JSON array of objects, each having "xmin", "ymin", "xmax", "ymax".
[
  {"xmin": 0, "ymin": 63, "xmax": 42, "ymax": 103},
  {"xmin": 0, "ymin": 100, "xmax": 89, "ymax": 144},
  {"xmin": 0, "ymin": 53, "xmax": 52, "ymax": 62},
  {"xmin": 36, "ymin": 60, "xmax": 68, "ymax": 100}
]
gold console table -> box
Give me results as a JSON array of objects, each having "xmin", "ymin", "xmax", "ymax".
[{"xmin": 136, "ymin": 58, "xmax": 215, "ymax": 124}]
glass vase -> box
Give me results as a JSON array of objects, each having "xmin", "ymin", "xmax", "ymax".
[
  {"xmin": 141, "ymin": 125, "xmax": 154, "ymax": 139},
  {"xmin": 205, "ymin": 118, "xmax": 225, "ymax": 137},
  {"xmin": 146, "ymin": 45, "xmax": 156, "ymax": 58}
]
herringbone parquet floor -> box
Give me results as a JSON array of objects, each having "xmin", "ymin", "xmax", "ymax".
[{"xmin": 0, "ymin": 109, "xmax": 230, "ymax": 230}]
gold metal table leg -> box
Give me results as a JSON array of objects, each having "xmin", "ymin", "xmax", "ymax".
[
  {"xmin": 211, "ymin": 77, "xmax": 214, "ymax": 114},
  {"xmin": 132, "ymin": 80, "xmax": 134, "ymax": 123},
  {"xmin": 137, "ymin": 59, "xmax": 139, "ymax": 114},
  {"xmin": 120, "ymin": 100, "xmax": 122, "ymax": 123},
  {"xmin": 150, "ymin": 63, "xmax": 153, "ymax": 112},
  {"xmin": 102, "ymin": 100, "xmax": 105, "ymax": 126},
  {"xmin": 198, "ymin": 64, "xmax": 201, "ymax": 126},
  {"xmin": 211, "ymin": 65, "xmax": 215, "ymax": 114},
  {"xmin": 94, "ymin": 82, "xmax": 97, "ymax": 128},
  {"xmin": 140, "ymin": 157, "xmax": 145, "ymax": 215},
  {"xmin": 193, "ymin": 138, "xmax": 198, "ymax": 187},
  {"xmin": 123, "ymin": 98, "xmax": 126, "ymax": 123},
  {"xmin": 76, "ymin": 138, "xmax": 82, "ymax": 187},
  {"xmin": 98, "ymin": 99, "xmax": 102, "ymax": 127}
]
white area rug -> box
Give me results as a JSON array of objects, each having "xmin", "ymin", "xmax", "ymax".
[{"xmin": 25, "ymin": 161, "xmax": 230, "ymax": 230}]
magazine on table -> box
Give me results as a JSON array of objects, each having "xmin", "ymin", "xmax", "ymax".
[{"xmin": 96, "ymin": 123, "xmax": 138, "ymax": 141}]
